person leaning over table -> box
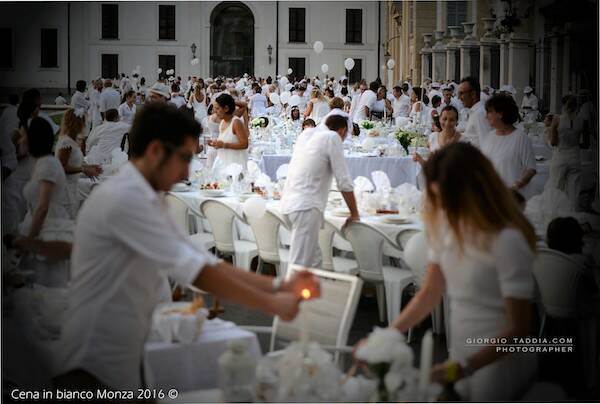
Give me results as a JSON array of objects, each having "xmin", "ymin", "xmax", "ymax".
[
  {"xmin": 281, "ymin": 111, "xmax": 359, "ymax": 268},
  {"xmin": 52, "ymin": 103, "xmax": 320, "ymax": 392},
  {"xmin": 364, "ymin": 142, "xmax": 538, "ymax": 401}
]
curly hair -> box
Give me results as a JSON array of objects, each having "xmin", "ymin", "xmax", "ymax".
[{"xmin": 61, "ymin": 109, "xmax": 86, "ymax": 140}]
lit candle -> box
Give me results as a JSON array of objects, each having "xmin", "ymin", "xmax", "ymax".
[
  {"xmin": 418, "ymin": 330, "xmax": 434, "ymax": 401},
  {"xmin": 299, "ymin": 288, "xmax": 311, "ymax": 355}
]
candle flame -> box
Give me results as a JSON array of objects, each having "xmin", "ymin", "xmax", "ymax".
[{"xmin": 301, "ymin": 288, "xmax": 311, "ymax": 299}]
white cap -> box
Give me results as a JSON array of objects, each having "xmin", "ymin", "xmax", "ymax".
[
  {"xmin": 148, "ymin": 82, "xmax": 171, "ymax": 99},
  {"xmin": 431, "ymin": 82, "xmax": 441, "ymax": 88},
  {"xmin": 500, "ymin": 84, "xmax": 516, "ymax": 95},
  {"xmin": 523, "ymin": 86, "xmax": 533, "ymax": 94}
]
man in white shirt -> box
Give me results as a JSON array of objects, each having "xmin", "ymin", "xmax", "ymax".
[
  {"xmin": 520, "ymin": 86, "xmax": 539, "ymax": 122},
  {"xmin": 248, "ymin": 85, "xmax": 268, "ymax": 117},
  {"xmin": 392, "ymin": 84, "xmax": 411, "ymax": 119},
  {"xmin": 54, "ymin": 102, "xmax": 319, "ymax": 391},
  {"xmin": 352, "ymin": 81, "xmax": 378, "ymax": 123},
  {"xmin": 441, "ymin": 87, "xmax": 463, "ymax": 111},
  {"xmin": 54, "ymin": 92, "xmax": 67, "ymax": 106},
  {"xmin": 99, "ymin": 79, "xmax": 121, "ymax": 120},
  {"xmin": 169, "ymin": 84, "xmax": 187, "ymax": 108},
  {"xmin": 458, "ymin": 77, "xmax": 492, "ymax": 147},
  {"xmin": 86, "ymin": 109, "xmax": 130, "ymax": 158},
  {"xmin": 281, "ymin": 112, "xmax": 359, "ymax": 267},
  {"xmin": 71, "ymin": 80, "xmax": 90, "ymax": 111}
]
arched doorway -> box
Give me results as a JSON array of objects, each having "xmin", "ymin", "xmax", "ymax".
[{"xmin": 210, "ymin": 2, "xmax": 254, "ymax": 77}]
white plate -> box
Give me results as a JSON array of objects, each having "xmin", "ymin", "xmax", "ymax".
[
  {"xmin": 331, "ymin": 208, "xmax": 351, "ymax": 217},
  {"xmin": 379, "ymin": 214, "xmax": 412, "ymax": 224},
  {"xmin": 171, "ymin": 183, "xmax": 191, "ymax": 192},
  {"xmin": 200, "ymin": 189, "xmax": 225, "ymax": 197},
  {"xmin": 238, "ymin": 193, "xmax": 255, "ymax": 201}
]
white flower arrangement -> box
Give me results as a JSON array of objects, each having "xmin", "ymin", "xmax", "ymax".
[
  {"xmin": 360, "ymin": 120, "xmax": 375, "ymax": 130},
  {"xmin": 251, "ymin": 117, "xmax": 269, "ymax": 129},
  {"xmin": 355, "ymin": 327, "xmax": 413, "ymax": 365}
]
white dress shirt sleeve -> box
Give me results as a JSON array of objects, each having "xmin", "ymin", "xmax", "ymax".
[
  {"xmin": 492, "ymin": 228, "xmax": 534, "ymax": 299},
  {"xmin": 107, "ymin": 191, "xmax": 218, "ymax": 286},
  {"xmin": 327, "ymin": 134, "xmax": 353, "ymax": 192}
]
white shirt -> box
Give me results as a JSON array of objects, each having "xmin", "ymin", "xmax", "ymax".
[
  {"xmin": 440, "ymin": 97, "xmax": 463, "ymax": 112},
  {"xmin": 99, "ymin": 88, "xmax": 121, "ymax": 113},
  {"xmin": 281, "ymin": 128, "xmax": 353, "ymax": 215},
  {"xmin": 86, "ymin": 120, "xmax": 131, "ymax": 158},
  {"xmin": 393, "ymin": 94, "xmax": 411, "ymax": 118},
  {"xmin": 169, "ymin": 95, "xmax": 187, "ymax": 109},
  {"xmin": 481, "ymin": 126, "xmax": 537, "ymax": 196},
  {"xmin": 54, "ymin": 163, "xmax": 218, "ymax": 389},
  {"xmin": 249, "ymin": 93, "xmax": 268, "ymax": 117},
  {"xmin": 118, "ymin": 102, "xmax": 137, "ymax": 124},
  {"xmin": 462, "ymin": 100, "xmax": 492, "ymax": 147},
  {"xmin": 71, "ymin": 91, "xmax": 90, "ymax": 111},
  {"xmin": 55, "ymin": 96, "xmax": 67, "ymax": 106},
  {"xmin": 353, "ymin": 89, "xmax": 377, "ymax": 123}
]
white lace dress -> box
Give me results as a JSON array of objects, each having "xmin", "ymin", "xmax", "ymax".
[
  {"xmin": 211, "ymin": 116, "xmax": 248, "ymax": 179},
  {"xmin": 308, "ymin": 99, "xmax": 330, "ymax": 124}
]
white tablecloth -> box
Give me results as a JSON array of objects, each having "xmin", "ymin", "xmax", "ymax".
[
  {"xmin": 259, "ymin": 154, "xmax": 420, "ymax": 187},
  {"xmin": 144, "ymin": 318, "xmax": 261, "ymax": 393}
]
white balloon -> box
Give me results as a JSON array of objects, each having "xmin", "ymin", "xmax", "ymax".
[
  {"xmin": 157, "ymin": 68, "xmax": 162, "ymax": 74},
  {"xmin": 279, "ymin": 76, "xmax": 289, "ymax": 85},
  {"xmin": 313, "ymin": 41, "xmax": 324, "ymax": 54},
  {"xmin": 280, "ymin": 91, "xmax": 291, "ymax": 104},
  {"xmin": 269, "ymin": 93, "xmax": 280, "ymax": 104},
  {"xmin": 287, "ymin": 68, "xmax": 293, "ymax": 75},
  {"xmin": 344, "ymin": 58, "xmax": 355, "ymax": 71},
  {"xmin": 190, "ymin": 58, "xmax": 200, "ymax": 66},
  {"xmin": 386, "ymin": 59, "xmax": 396, "ymax": 69},
  {"xmin": 136, "ymin": 65, "xmax": 141, "ymax": 71},
  {"xmin": 321, "ymin": 64, "xmax": 329, "ymax": 74},
  {"xmin": 243, "ymin": 197, "xmax": 266, "ymax": 220}
]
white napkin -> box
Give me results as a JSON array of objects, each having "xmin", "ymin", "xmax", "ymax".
[
  {"xmin": 372, "ymin": 171, "xmax": 392, "ymax": 192},
  {"xmin": 224, "ymin": 163, "xmax": 244, "ymax": 179},
  {"xmin": 354, "ymin": 176, "xmax": 374, "ymax": 193},
  {"xmin": 525, "ymin": 188, "xmax": 575, "ymax": 235}
]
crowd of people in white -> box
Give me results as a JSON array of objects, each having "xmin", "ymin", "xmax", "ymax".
[{"xmin": 0, "ymin": 68, "xmax": 597, "ymax": 400}]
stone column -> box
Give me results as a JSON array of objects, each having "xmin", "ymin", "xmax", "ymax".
[
  {"xmin": 459, "ymin": 22, "xmax": 479, "ymax": 78},
  {"xmin": 446, "ymin": 26, "xmax": 462, "ymax": 82},
  {"xmin": 561, "ymin": 25, "xmax": 571, "ymax": 97},
  {"xmin": 549, "ymin": 30, "xmax": 561, "ymax": 113},
  {"xmin": 479, "ymin": 18, "xmax": 498, "ymax": 88},
  {"xmin": 498, "ymin": 34, "xmax": 509, "ymax": 89},
  {"xmin": 508, "ymin": 32, "xmax": 532, "ymax": 105},
  {"xmin": 432, "ymin": 30, "xmax": 447, "ymax": 83},
  {"xmin": 421, "ymin": 33, "xmax": 433, "ymax": 84}
]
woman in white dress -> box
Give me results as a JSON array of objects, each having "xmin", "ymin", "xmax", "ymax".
[
  {"xmin": 303, "ymin": 88, "xmax": 330, "ymax": 124},
  {"xmin": 207, "ymin": 93, "xmax": 249, "ymax": 179},
  {"xmin": 546, "ymin": 95, "xmax": 582, "ymax": 209},
  {"xmin": 370, "ymin": 86, "xmax": 393, "ymax": 121},
  {"xmin": 409, "ymin": 86, "xmax": 431, "ymax": 125},
  {"xmin": 189, "ymin": 82, "xmax": 208, "ymax": 124},
  {"xmin": 387, "ymin": 142, "xmax": 538, "ymax": 401},
  {"xmin": 481, "ymin": 94, "xmax": 537, "ymax": 199},
  {"xmin": 202, "ymin": 106, "xmax": 221, "ymax": 170},
  {"xmin": 118, "ymin": 90, "xmax": 137, "ymax": 125},
  {"xmin": 55, "ymin": 109, "xmax": 102, "ymax": 219},
  {"xmin": 248, "ymin": 85, "xmax": 268, "ymax": 117},
  {"xmin": 18, "ymin": 118, "xmax": 74, "ymax": 287},
  {"xmin": 413, "ymin": 105, "xmax": 462, "ymax": 165}
]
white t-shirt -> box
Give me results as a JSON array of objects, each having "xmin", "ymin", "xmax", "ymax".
[
  {"xmin": 393, "ymin": 94, "xmax": 411, "ymax": 118},
  {"xmin": 462, "ymin": 100, "xmax": 492, "ymax": 147},
  {"xmin": 71, "ymin": 91, "xmax": 90, "ymax": 111},
  {"xmin": 55, "ymin": 96, "xmax": 67, "ymax": 106},
  {"xmin": 169, "ymin": 95, "xmax": 187, "ymax": 109},
  {"xmin": 118, "ymin": 102, "xmax": 137, "ymax": 124},
  {"xmin": 353, "ymin": 89, "xmax": 377, "ymax": 123},
  {"xmin": 480, "ymin": 126, "xmax": 537, "ymax": 196},
  {"xmin": 54, "ymin": 163, "xmax": 218, "ymax": 389},
  {"xmin": 99, "ymin": 88, "xmax": 121, "ymax": 113},
  {"xmin": 249, "ymin": 93, "xmax": 268, "ymax": 117},
  {"xmin": 86, "ymin": 121, "xmax": 131, "ymax": 159}
]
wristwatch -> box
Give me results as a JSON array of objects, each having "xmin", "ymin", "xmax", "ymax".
[{"xmin": 272, "ymin": 277, "xmax": 283, "ymax": 292}]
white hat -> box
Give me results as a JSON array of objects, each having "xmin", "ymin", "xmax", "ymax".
[
  {"xmin": 500, "ymin": 84, "xmax": 516, "ymax": 95},
  {"xmin": 431, "ymin": 82, "xmax": 441, "ymax": 88},
  {"xmin": 340, "ymin": 75, "xmax": 348, "ymax": 81},
  {"xmin": 523, "ymin": 86, "xmax": 533, "ymax": 94},
  {"xmin": 148, "ymin": 82, "xmax": 171, "ymax": 99}
]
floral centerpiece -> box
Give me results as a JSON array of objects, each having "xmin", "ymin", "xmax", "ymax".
[
  {"xmin": 355, "ymin": 327, "xmax": 418, "ymax": 402},
  {"xmin": 360, "ymin": 120, "xmax": 375, "ymax": 130},
  {"xmin": 394, "ymin": 128, "xmax": 421, "ymax": 154},
  {"xmin": 410, "ymin": 134, "xmax": 429, "ymax": 148},
  {"xmin": 251, "ymin": 117, "xmax": 269, "ymax": 129}
]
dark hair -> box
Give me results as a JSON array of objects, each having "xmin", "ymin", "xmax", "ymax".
[
  {"xmin": 412, "ymin": 87, "xmax": 424, "ymax": 101},
  {"xmin": 325, "ymin": 88, "xmax": 335, "ymax": 98},
  {"xmin": 290, "ymin": 107, "xmax": 301, "ymax": 120},
  {"xmin": 431, "ymin": 95, "xmax": 441, "ymax": 107},
  {"xmin": 123, "ymin": 90, "xmax": 136, "ymax": 104},
  {"xmin": 215, "ymin": 93, "xmax": 236, "ymax": 115},
  {"xmin": 266, "ymin": 77, "xmax": 272, "ymax": 84},
  {"xmin": 393, "ymin": 86, "xmax": 402, "ymax": 93},
  {"xmin": 485, "ymin": 94, "xmax": 520, "ymax": 125},
  {"xmin": 352, "ymin": 123, "xmax": 360, "ymax": 136},
  {"xmin": 460, "ymin": 76, "xmax": 481, "ymax": 95},
  {"xmin": 442, "ymin": 87, "xmax": 453, "ymax": 94},
  {"xmin": 105, "ymin": 109, "xmax": 119, "ymax": 122},
  {"xmin": 171, "ymin": 83, "xmax": 180, "ymax": 93},
  {"xmin": 22, "ymin": 88, "xmax": 41, "ymax": 107},
  {"xmin": 341, "ymin": 87, "xmax": 348, "ymax": 96},
  {"xmin": 27, "ymin": 117, "xmax": 55, "ymax": 158},
  {"xmin": 254, "ymin": 86, "xmax": 262, "ymax": 94},
  {"xmin": 561, "ymin": 95, "xmax": 577, "ymax": 113},
  {"xmin": 401, "ymin": 83, "xmax": 409, "ymax": 93},
  {"xmin": 440, "ymin": 105, "xmax": 459, "ymax": 120},
  {"xmin": 76, "ymin": 80, "xmax": 87, "ymax": 92},
  {"xmin": 8, "ymin": 94, "xmax": 19, "ymax": 105},
  {"xmin": 325, "ymin": 114, "xmax": 348, "ymax": 132},
  {"xmin": 128, "ymin": 102, "xmax": 200, "ymax": 158},
  {"xmin": 547, "ymin": 217, "xmax": 583, "ymax": 254},
  {"xmin": 140, "ymin": 77, "xmax": 146, "ymax": 85},
  {"xmin": 17, "ymin": 97, "xmax": 38, "ymax": 128},
  {"xmin": 432, "ymin": 114, "xmax": 442, "ymax": 131},
  {"xmin": 369, "ymin": 81, "xmax": 380, "ymax": 92},
  {"xmin": 302, "ymin": 118, "xmax": 316, "ymax": 129}
]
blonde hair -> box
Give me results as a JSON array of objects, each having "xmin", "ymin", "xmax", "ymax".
[
  {"xmin": 329, "ymin": 96, "xmax": 345, "ymax": 110},
  {"xmin": 60, "ymin": 109, "xmax": 86, "ymax": 140},
  {"xmin": 422, "ymin": 142, "xmax": 537, "ymax": 253},
  {"xmin": 311, "ymin": 88, "xmax": 325, "ymax": 101}
]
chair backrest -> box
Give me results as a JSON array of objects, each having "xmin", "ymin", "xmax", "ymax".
[
  {"xmin": 246, "ymin": 210, "xmax": 289, "ymax": 265},
  {"xmin": 396, "ymin": 228, "xmax": 420, "ymax": 251},
  {"xmin": 272, "ymin": 265, "xmax": 363, "ymax": 353},
  {"xmin": 165, "ymin": 193, "xmax": 191, "ymax": 234},
  {"xmin": 200, "ymin": 199, "xmax": 244, "ymax": 254},
  {"xmin": 342, "ymin": 221, "xmax": 398, "ymax": 282},
  {"xmin": 318, "ymin": 220, "xmax": 341, "ymax": 271},
  {"xmin": 532, "ymin": 248, "xmax": 585, "ymax": 319},
  {"xmin": 402, "ymin": 231, "xmax": 428, "ymax": 287}
]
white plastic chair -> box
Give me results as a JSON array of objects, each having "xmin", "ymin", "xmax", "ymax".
[
  {"xmin": 318, "ymin": 219, "xmax": 358, "ymax": 275},
  {"xmin": 199, "ymin": 199, "xmax": 258, "ymax": 271},
  {"xmin": 532, "ymin": 248, "xmax": 585, "ymax": 335},
  {"xmin": 402, "ymin": 231, "xmax": 446, "ymax": 344},
  {"xmin": 165, "ymin": 193, "xmax": 215, "ymax": 252},
  {"xmin": 242, "ymin": 265, "xmax": 363, "ymax": 364},
  {"xmin": 342, "ymin": 221, "xmax": 414, "ymax": 324},
  {"xmin": 245, "ymin": 210, "xmax": 291, "ymax": 277}
]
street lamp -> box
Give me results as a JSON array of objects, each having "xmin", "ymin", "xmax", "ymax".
[
  {"xmin": 190, "ymin": 43, "xmax": 197, "ymax": 59},
  {"xmin": 267, "ymin": 44, "xmax": 273, "ymax": 65}
]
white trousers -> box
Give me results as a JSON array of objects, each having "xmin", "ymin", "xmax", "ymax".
[{"xmin": 286, "ymin": 208, "xmax": 323, "ymax": 269}]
